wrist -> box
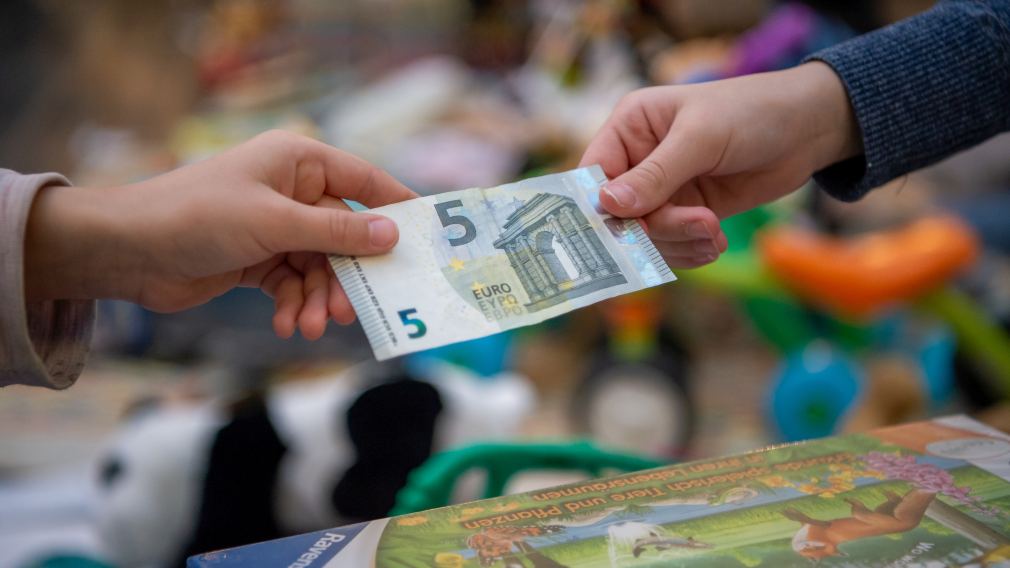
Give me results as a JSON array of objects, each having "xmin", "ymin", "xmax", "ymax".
[
  {"xmin": 790, "ymin": 62, "xmax": 863, "ymax": 171},
  {"xmin": 24, "ymin": 185, "xmax": 134, "ymax": 302}
]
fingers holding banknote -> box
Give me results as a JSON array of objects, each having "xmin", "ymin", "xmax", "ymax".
[
  {"xmin": 640, "ymin": 205, "xmax": 729, "ymax": 268},
  {"xmin": 24, "ymin": 130, "xmax": 416, "ymax": 340},
  {"xmin": 233, "ymin": 132, "xmax": 418, "ymax": 335},
  {"xmin": 228, "ymin": 130, "xmax": 418, "ymax": 339},
  {"xmin": 581, "ymin": 64, "xmax": 863, "ymax": 268}
]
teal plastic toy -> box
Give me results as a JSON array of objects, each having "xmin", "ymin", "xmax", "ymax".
[{"xmin": 391, "ymin": 441, "xmax": 666, "ymax": 516}]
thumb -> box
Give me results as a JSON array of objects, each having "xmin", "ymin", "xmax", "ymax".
[
  {"xmin": 599, "ymin": 131, "xmax": 709, "ymax": 218},
  {"xmin": 271, "ymin": 202, "xmax": 400, "ymax": 255}
]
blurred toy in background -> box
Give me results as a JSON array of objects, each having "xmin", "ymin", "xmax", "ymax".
[
  {"xmin": 457, "ymin": 0, "xmax": 532, "ymax": 70},
  {"xmin": 768, "ymin": 323, "xmax": 959, "ymax": 442},
  {"xmin": 759, "ymin": 217, "xmax": 979, "ymax": 318},
  {"xmin": 768, "ymin": 342, "xmax": 864, "ymax": 442},
  {"xmin": 513, "ymin": 0, "xmax": 642, "ymax": 152},
  {"xmin": 761, "ymin": 214, "xmax": 1010, "ymax": 433},
  {"xmin": 571, "ymin": 290, "xmax": 693, "ymax": 458},
  {"xmin": 322, "ymin": 56, "xmax": 535, "ymax": 194},
  {"xmin": 648, "ymin": 0, "xmax": 770, "ymax": 39},
  {"xmin": 190, "ymin": 0, "xmax": 287, "ymax": 90},
  {"xmin": 94, "ymin": 361, "xmax": 534, "ymax": 567},
  {"xmin": 390, "ymin": 439, "xmax": 665, "ymax": 517},
  {"xmin": 186, "ymin": 0, "xmax": 472, "ymax": 107},
  {"xmin": 912, "ymin": 131, "xmax": 1010, "ymax": 433},
  {"xmin": 646, "ymin": 2, "xmax": 852, "ymax": 85},
  {"xmin": 684, "ymin": 199, "xmax": 1010, "ymax": 442},
  {"xmin": 843, "ymin": 348, "xmax": 946, "ymax": 435}
]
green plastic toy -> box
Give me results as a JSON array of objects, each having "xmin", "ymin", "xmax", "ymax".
[{"xmin": 391, "ymin": 441, "xmax": 667, "ymax": 516}]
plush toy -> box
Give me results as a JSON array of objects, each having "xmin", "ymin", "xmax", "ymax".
[{"xmin": 93, "ymin": 361, "xmax": 534, "ymax": 567}]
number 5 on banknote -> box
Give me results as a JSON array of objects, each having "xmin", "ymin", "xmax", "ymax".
[
  {"xmin": 397, "ymin": 308, "xmax": 427, "ymax": 339},
  {"xmin": 435, "ymin": 200, "xmax": 477, "ymax": 246},
  {"xmin": 329, "ymin": 166, "xmax": 676, "ymax": 361}
]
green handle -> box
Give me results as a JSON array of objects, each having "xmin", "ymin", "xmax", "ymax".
[
  {"xmin": 391, "ymin": 441, "xmax": 667, "ymax": 516},
  {"xmin": 919, "ymin": 288, "xmax": 1010, "ymax": 398}
]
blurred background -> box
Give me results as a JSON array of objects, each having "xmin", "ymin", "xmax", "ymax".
[{"xmin": 3, "ymin": 0, "xmax": 1010, "ymax": 566}]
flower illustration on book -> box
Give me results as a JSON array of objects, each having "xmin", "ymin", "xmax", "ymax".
[
  {"xmin": 760, "ymin": 462, "xmax": 878, "ymax": 498},
  {"xmin": 860, "ymin": 451, "xmax": 1001, "ymax": 517},
  {"xmin": 759, "ymin": 475, "xmax": 792, "ymax": 489}
]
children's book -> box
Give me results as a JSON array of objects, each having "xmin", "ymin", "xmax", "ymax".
[{"xmin": 188, "ymin": 415, "xmax": 1010, "ymax": 567}]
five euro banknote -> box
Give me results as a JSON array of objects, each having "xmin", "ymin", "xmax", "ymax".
[{"xmin": 329, "ymin": 166, "xmax": 676, "ymax": 360}]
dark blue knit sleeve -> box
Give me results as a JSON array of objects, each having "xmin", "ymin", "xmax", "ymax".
[{"xmin": 804, "ymin": 0, "xmax": 1010, "ymax": 201}]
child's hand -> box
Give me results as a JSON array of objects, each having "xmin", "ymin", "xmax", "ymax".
[
  {"xmin": 25, "ymin": 131, "xmax": 417, "ymax": 340},
  {"xmin": 581, "ymin": 62, "xmax": 861, "ymax": 267}
]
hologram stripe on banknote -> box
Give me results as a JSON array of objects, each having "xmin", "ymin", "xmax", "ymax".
[
  {"xmin": 331, "ymin": 256, "xmax": 397, "ymax": 353},
  {"xmin": 330, "ymin": 165, "xmax": 676, "ymax": 360}
]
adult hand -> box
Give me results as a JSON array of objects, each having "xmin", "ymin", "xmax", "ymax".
[
  {"xmin": 24, "ymin": 130, "xmax": 417, "ymax": 340},
  {"xmin": 581, "ymin": 62, "xmax": 861, "ymax": 267}
]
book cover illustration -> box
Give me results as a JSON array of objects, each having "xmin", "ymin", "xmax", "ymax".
[{"xmin": 189, "ymin": 416, "xmax": 1010, "ymax": 567}]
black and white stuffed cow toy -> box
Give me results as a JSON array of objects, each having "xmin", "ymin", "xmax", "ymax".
[{"xmin": 93, "ymin": 362, "xmax": 534, "ymax": 567}]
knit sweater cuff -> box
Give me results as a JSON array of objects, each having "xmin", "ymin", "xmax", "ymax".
[{"xmin": 804, "ymin": 0, "xmax": 1010, "ymax": 201}]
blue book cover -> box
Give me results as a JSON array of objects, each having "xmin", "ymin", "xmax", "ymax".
[{"xmin": 187, "ymin": 522, "xmax": 374, "ymax": 567}]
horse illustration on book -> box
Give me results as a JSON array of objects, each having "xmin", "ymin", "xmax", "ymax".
[
  {"xmin": 782, "ymin": 489, "xmax": 936, "ymax": 562},
  {"xmin": 466, "ymin": 524, "xmax": 568, "ymax": 567},
  {"xmin": 493, "ymin": 193, "xmax": 626, "ymax": 312}
]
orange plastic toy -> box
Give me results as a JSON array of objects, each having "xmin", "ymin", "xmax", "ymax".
[{"xmin": 757, "ymin": 217, "xmax": 979, "ymax": 318}]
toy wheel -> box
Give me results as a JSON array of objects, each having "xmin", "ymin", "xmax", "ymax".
[
  {"xmin": 571, "ymin": 355, "xmax": 692, "ymax": 458},
  {"xmin": 768, "ymin": 342, "xmax": 862, "ymax": 441}
]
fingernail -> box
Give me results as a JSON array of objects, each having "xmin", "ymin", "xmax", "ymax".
[
  {"xmin": 368, "ymin": 218, "xmax": 397, "ymax": 247},
  {"xmin": 686, "ymin": 221, "xmax": 712, "ymax": 239},
  {"xmin": 693, "ymin": 240, "xmax": 720, "ymax": 255},
  {"xmin": 603, "ymin": 182, "xmax": 637, "ymax": 208},
  {"xmin": 693, "ymin": 254, "xmax": 717, "ymax": 264}
]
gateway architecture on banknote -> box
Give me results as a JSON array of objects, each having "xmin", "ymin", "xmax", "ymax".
[
  {"xmin": 330, "ymin": 166, "xmax": 675, "ymax": 360},
  {"xmin": 493, "ymin": 193, "xmax": 626, "ymax": 312}
]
